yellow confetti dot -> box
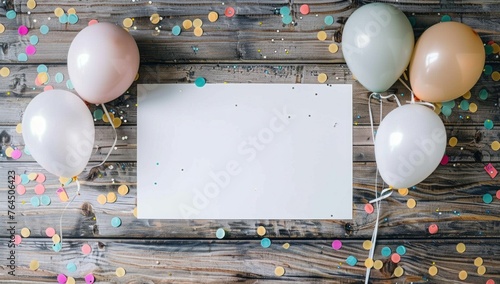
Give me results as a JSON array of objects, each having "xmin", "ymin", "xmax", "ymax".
[
  {"xmin": 107, "ymin": 192, "xmax": 117, "ymax": 203},
  {"xmin": 208, "ymin": 11, "xmax": 219, "ymax": 22},
  {"xmin": 59, "ymin": 176, "xmax": 71, "ymax": 185},
  {"xmin": 328, "ymin": 43, "xmax": 339, "ymax": 53},
  {"xmin": 433, "ymin": 104, "xmax": 442, "ymax": 115},
  {"xmin": 282, "ymin": 243, "xmax": 290, "ymax": 249},
  {"xmin": 102, "ymin": 112, "xmax": 115, "ymax": 123},
  {"xmin": 257, "ymin": 226, "xmax": 266, "ymax": 236},
  {"xmin": 37, "ymin": 72, "xmax": 49, "ymax": 84},
  {"xmin": 317, "ymin": 73, "xmax": 328, "ymax": 83},
  {"xmin": 491, "ymin": 141, "xmax": 500, "ymax": 151},
  {"xmin": 492, "ymin": 71, "xmax": 500, "ymax": 81},
  {"xmin": 469, "ymin": 103, "xmax": 478, "ymax": 113},
  {"xmin": 112, "ymin": 117, "xmax": 122, "ymax": 128},
  {"xmin": 274, "ymin": 266, "xmax": 285, "ymax": 276},
  {"xmin": 362, "ymin": 240, "xmax": 372, "ymax": 250},
  {"xmin": 462, "ymin": 91, "xmax": 471, "ymax": 99},
  {"xmin": 458, "ymin": 270, "xmax": 467, "ymax": 280},
  {"xmin": 448, "ymin": 137, "xmax": 458, "ymax": 147},
  {"xmin": 29, "ymin": 259, "xmax": 39, "ymax": 271},
  {"xmin": 21, "ymin": 228, "xmax": 31, "ymax": 238},
  {"xmin": 97, "ymin": 194, "xmax": 107, "ymax": 205},
  {"xmin": 398, "ymin": 188, "xmax": 408, "ymax": 196},
  {"xmin": 5, "ymin": 147, "xmax": 13, "ymax": 157},
  {"xmin": 364, "ymin": 258, "xmax": 374, "ymax": 268},
  {"xmin": 123, "ymin": 18, "xmax": 133, "ymax": 28},
  {"xmin": 474, "ymin": 257, "xmax": 483, "ymax": 267},
  {"xmin": 52, "ymin": 234, "xmax": 61, "ymax": 244},
  {"xmin": 492, "ymin": 43, "xmax": 500, "ymax": 54},
  {"xmin": 67, "ymin": 8, "xmax": 76, "ymax": 15},
  {"xmin": 407, "ymin": 198, "xmax": 416, "ymax": 209},
  {"xmin": 133, "ymin": 207, "xmax": 138, "ymax": 218},
  {"xmin": 183, "ymin": 19, "xmax": 193, "ymax": 29},
  {"xmin": 150, "ymin": 13, "xmax": 160, "ymax": 24},
  {"xmin": 54, "ymin": 7, "xmax": 64, "ymax": 17},
  {"xmin": 28, "ymin": 173, "xmax": 38, "ymax": 180},
  {"xmin": 15, "ymin": 123, "xmax": 22, "ymax": 134},
  {"xmin": 193, "ymin": 18, "xmax": 203, "ymax": 28},
  {"xmin": 194, "ymin": 27, "xmax": 203, "ymax": 37},
  {"xmin": 394, "ymin": 266, "xmax": 404, "ymax": 277},
  {"xmin": 118, "ymin": 185, "xmax": 129, "ymax": 196},
  {"xmin": 477, "ymin": 265, "xmax": 486, "ymax": 275},
  {"xmin": 0, "ymin": 66, "xmax": 10, "ymax": 77},
  {"xmin": 0, "ymin": 23, "xmax": 5, "ymax": 34},
  {"xmin": 428, "ymin": 265, "xmax": 438, "ymax": 276},
  {"xmin": 456, "ymin": 242, "xmax": 466, "ymax": 253},
  {"xmin": 66, "ymin": 277, "xmax": 76, "ymax": 284},
  {"xmin": 116, "ymin": 267, "xmax": 126, "ymax": 277},
  {"xmin": 317, "ymin": 31, "xmax": 327, "ymax": 41},
  {"xmin": 373, "ymin": 260, "xmax": 384, "ymax": 270}
]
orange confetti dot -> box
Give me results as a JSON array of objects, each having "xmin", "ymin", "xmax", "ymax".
[
  {"xmin": 118, "ymin": 185, "xmax": 129, "ymax": 196},
  {"xmin": 182, "ymin": 19, "xmax": 193, "ymax": 29},
  {"xmin": 208, "ymin": 11, "xmax": 219, "ymax": 22},
  {"xmin": 194, "ymin": 27, "xmax": 203, "ymax": 37},
  {"xmin": 428, "ymin": 265, "xmax": 438, "ymax": 276},
  {"xmin": 257, "ymin": 226, "xmax": 266, "ymax": 236}
]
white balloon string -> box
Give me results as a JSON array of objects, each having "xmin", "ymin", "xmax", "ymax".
[
  {"xmin": 59, "ymin": 178, "xmax": 81, "ymax": 248},
  {"xmin": 95, "ymin": 104, "xmax": 118, "ymax": 167}
]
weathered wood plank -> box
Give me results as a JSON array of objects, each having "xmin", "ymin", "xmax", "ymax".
[
  {"xmin": 1, "ymin": 162, "xmax": 500, "ymax": 239},
  {"xmin": 3, "ymin": 238, "xmax": 500, "ymax": 283}
]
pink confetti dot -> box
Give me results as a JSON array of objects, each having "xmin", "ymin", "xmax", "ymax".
[
  {"xmin": 18, "ymin": 25, "xmax": 29, "ymax": 35},
  {"xmin": 11, "ymin": 149, "xmax": 22, "ymax": 160},
  {"xmin": 34, "ymin": 184, "xmax": 45, "ymax": 195},
  {"xmin": 440, "ymin": 155, "xmax": 449, "ymax": 165},
  {"xmin": 26, "ymin": 45, "xmax": 36, "ymax": 55},
  {"xmin": 82, "ymin": 243, "xmax": 92, "ymax": 255},
  {"xmin": 364, "ymin": 203, "xmax": 374, "ymax": 214},
  {"xmin": 391, "ymin": 253, "xmax": 401, "ymax": 263},
  {"xmin": 332, "ymin": 240, "xmax": 342, "ymax": 250},
  {"xmin": 16, "ymin": 184, "xmax": 26, "ymax": 195},
  {"xmin": 85, "ymin": 273, "xmax": 95, "ymax": 284},
  {"xmin": 44, "ymin": 85, "xmax": 54, "ymax": 91},
  {"xmin": 36, "ymin": 173, "xmax": 46, "ymax": 183},
  {"xmin": 15, "ymin": 175, "xmax": 21, "ymax": 185},
  {"xmin": 486, "ymin": 279, "xmax": 495, "ymax": 284},
  {"xmin": 300, "ymin": 4, "xmax": 310, "ymax": 15},
  {"xmin": 14, "ymin": 235, "xmax": 22, "ymax": 245},
  {"xmin": 88, "ymin": 19, "xmax": 99, "ymax": 26},
  {"xmin": 57, "ymin": 274, "xmax": 67, "ymax": 284},
  {"xmin": 45, "ymin": 227, "xmax": 56, "ymax": 237}
]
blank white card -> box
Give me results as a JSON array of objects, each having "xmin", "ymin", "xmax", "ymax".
[{"xmin": 137, "ymin": 84, "xmax": 352, "ymax": 219}]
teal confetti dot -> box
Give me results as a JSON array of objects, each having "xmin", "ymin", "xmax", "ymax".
[
  {"xmin": 172, "ymin": 25, "xmax": 181, "ymax": 36},
  {"xmin": 483, "ymin": 193, "xmax": 493, "ymax": 204},
  {"xmin": 6, "ymin": 10, "xmax": 17, "ymax": 20},
  {"xmin": 53, "ymin": 243, "xmax": 62, "ymax": 252},
  {"xmin": 381, "ymin": 246, "xmax": 392, "ymax": 257},
  {"xmin": 30, "ymin": 196, "xmax": 40, "ymax": 207},
  {"xmin": 459, "ymin": 100, "xmax": 469, "ymax": 111},
  {"xmin": 66, "ymin": 262, "xmax": 77, "ymax": 273},
  {"xmin": 24, "ymin": 147, "xmax": 31, "ymax": 155},
  {"xmin": 324, "ymin": 15, "xmax": 334, "ymax": 26},
  {"xmin": 441, "ymin": 105, "xmax": 452, "ymax": 117},
  {"xmin": 484, "ymin": 119, "xmax": 494, "ymax": 130},
  {"xmin": 40, "ymin": 25, "xmax": 50, "ymax": 35},
  {"xmin": 111, "ymin": 217, "xmax": 122, "ymax": 227},
  {"xmin": 195, "ymin": 77, "xmax": 206, "ymax": 87},
  {"xmin": 93, "ymin": 109, "xmax": 104, "ymax": 120},
  {"xmin": 21, "ymin": 174, "xmax": 30, "ymax": 185},
  {"xmin": 441, "ymin": 15, "xmax": 451, "ymax": 22},
  {"xmin": 37, "ymin": 64, "xmax": 48, "ymax": 73},
  {"xmin": 442, "ymin": 100, "xmax": 455, "ymax": 109},
  {"xmin": 18, "ymin": 53, "xmax": 28, "ymax": 62},
  {"xmin": 485, "ymin": 45, "xmax": 494, "ymax": 55},
  {"xmin": 484, "ymin": 65, "xmax": 493, "ymax": 76},
  {"xmin": 66, "ymin": 79, "xmax": 74, "ymax": 90},
  {"xmin": 30, "ymin": 35, "xmax": 39, "ymax": 45},
  {"xmin": 282, "ymin": 15, "xmax": 293, "ymax": 25},
  {"xmin": 68, "ymin": 14, "xmax": 79, "ymax": 25},
  {"xmin": 55, "ymin": 72, "xmax": 64, "ymax": 83},
  {"xmin": 59, "ymin": 14, "xmax": 68, "ymax": 24},
  {"xmin": 261, "ymin": 237, "xmax": 271, "ymax": 248},
  {"xmin": 346, "ymin": 255, "xmax": 358, "ymax": 266},
  {"xmin": 408, "ymin": 16, "xmax": 416, "ymax": 27},
  {"xmin": 40, "ymin": 195, "xmax": 51, "ymax": 206},
  {"xmin": 478, "ymin": 89, "xmax": 488, "ymax": 100},
  {"xmin": 216, "ymin": 228, "xmax": 225, "ymax": 239},
  {"xmin": 279, "ymin": 6, "xmax": 290, "ymax": 16},
  {"xmin": 396, "ymin": 245, "xmax": 407, "ymax": 256}
]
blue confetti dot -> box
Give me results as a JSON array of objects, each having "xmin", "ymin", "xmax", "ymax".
[
  {"xmin": 55, "ymin": 72, "xmax": 64, "ymax": 83},
  {"xmin": 111, "ymin": 217, "xmax": 122, "ymax": 227},
  {"xmin": 195, "ymin": 77, "xmax": 206, "ymax": 87},
  {"xmin": 66, "ymin": 79, "xmax": 74, "ymax": 90},
  {"xmin": 6, "ymin": 10, "xmax": 17, "ymax": 20},
  {"xmin": 381, "ymin": 246, "xmax": 392, "ymax": 257},
  {"xmin": 172, "ymin": 25, "xmax": 181, "ymax": 36},
  {"xmin": 324, "ymin": 15, "xmax": 334, "ymax": 26},
  {"xmin": 30, "ymin": 196, "xmax": 40, "ymax": 207},
  {"xmin": 40, "ymin": 195, "xmax": 51, "ymax": 206},
  {"xmin": 66, "ymin": 262, "xmax": 77, "ymax": 272},
  {"xmin": 17, "ymin": 53, "xmax": 28, "ymax": 62},
  {"xmin": 59, "ymin": 14, "xmax": 68, "ymax": 24},
  {"xmin": 21, "ymin": 174, "xmax": 30, "ymax": 185},
  {"xmin": 68, "ymin": 14, "xmax": 79, "ymax": 25},
  {"xmin": 53, "ymin": 243, "xmax": 62, "ymax": 252},
  {"xmin": 260, "ymin": 237, "xmax": 271, "ymax": 248},
  {"xmin": 279, "ymin": 6, "xmax": 290, "ymax": 15},
  {"xmin": 484, "ymin": 119, "xmax": 494, "ymax": 130},
  {"xmin": 282, "ymin": 15, "xmax": 293, "ymax": 25},
  {"xmin": 396, "ymin": 245, "xmax": 407, "ymax": 256},
  {"xmin": 40, "ymin": 25, "xmax": 50, "ymax": 35},
  {"xmin": 24, "ymin": 147, "xmax": 31, "ymax": 155},
  {"xmin": 441, "ymin": 15, "xmax": 451, "ymax": 22},
  {"xmin": 216, "ymin": 228, "xmax": 225, "ymax": 239},
  {"xmin": 483, "ymin": 193, "xmax": 493, "ymax": 204},
  {"xmin": 346, "ymin": 255, "xmax": 358, "ymax": 266},
  {"xmin": 37, "ymin": 64, "xmax": 48, "ymax": 73},
  {"xmin": 30, "ymin": 35, "xmax": 39, "ymax": 45},
  {"xmin": 459, "ymin": 100, "xmax": 469, "ymax": 111},
  {"xmin": 478, "ymin": 89, "xmax": 488, "ymax": 100},
  {"xmin": 442, "ymin": 100, "xmax": 455, "ymax": 109},
  {"xmin": 441, "ymin": 105, "xmax": 452, "ymax": 117}
]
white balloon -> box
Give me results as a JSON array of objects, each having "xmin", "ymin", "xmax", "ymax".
[
  {"xmin": 22, "ymin": 90, "xmax": 95, "ymax": 178},
  {"xmin": 342, "ymin": 3, "xmax": 414, "ymax": 93},
  {"xmin": 374, "ymin": 104, "xmax": 446, "ymax": 189}
]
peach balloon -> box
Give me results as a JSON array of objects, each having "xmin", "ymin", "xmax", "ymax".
[
  {"xmin": 67, "ymin": 22, "xmax": 140, "ymax": 104},
  {"xmin": 409, "ymin": 22, "xmax": 485, "ymax": 103}
]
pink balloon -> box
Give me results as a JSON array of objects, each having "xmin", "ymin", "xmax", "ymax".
[{"xmin": 67, "ymin": 22, "xmax": 140, "ymax": 104}]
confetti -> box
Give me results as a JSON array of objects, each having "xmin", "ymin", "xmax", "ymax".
[
  {"xmin": 299, "ymin": 4, "xmax": 310, "ymax": 15},
  {"xmin": 491, "ymin": 141, "xmax": 500, "ymax": 151},
  {"xmin": 133, "ymin": 207, "xmax": 138, "ymax": 218},
  {"xmin": 477, "ymin": 265, "xmax": 486, "ymax": 275},
  {"xmin": 68, "ymin": 14, "xmax": 79, "ymax": 25},
  {"xmin": 428, "ymin": 265, "xmax": 438, "ymax": 276},
  {"xmin": 483, "ymin": 193, "xmax": 493, "ymax": 204},
  {"xmin": 428, "ymin": 223, "xmax": 439, "ymax": 234},
  {"xmin": 172, "ymin": 25, "xmax": 181, "ymax": 36},
  {"xmin": 54, "ymin": 7, "xmax": 64, "ymax": 17},
  {"xmin": 182, "ymin": 19, "xmax": 193, "ymax": 29},
  {"xmin": 40, "ymin": 25, "xmax": 50, "ymax": 34},
  {"xmin": 398, "ymin": 188, "xmax": 408, "ymax": 196},
  {"xmin": 394, "ymin": 266, "xmax": 404, "ymax": 277},
  {"xmin": 257, "ymin": 226, "xmax": 266, "ymax": 236},
  {"xmin": 53, "ymin": 243, "xmax": 62, "ymax": 252},
  {"xmin": 225, "ymin": 7, "xmax": 235, "ymax": 17},
  {"xmin": 6, "ymin": 10, "xmax": 17, "ymax": 20},
  {"xmin": 484, "ymin": 119, "xmax": 494, "ymax": 130},
  {"xmin": 195, "ymin": 77, "xmax": 206, "ymax": 87},
  {"xmin": 116, "ymin": 267, "xmax": 126, "ymax": 277},
  {"xmin": 111, "ymin": 217, "xmax": 122, "ymax": 227},
  {"xmin": 46, "ymin": 227, "xmax": 56, "ymax": 237},
  {"xmin": 118, "ymin": 185, "xmax": 129, "ymax": 196},
  {"xmin": 194, "ymin": 27, "xmax": 203, "ymax": 37},
  {"xmin": 0, "ymin": 67, "xmax": 10, "ymax": 77},
  {"xmin": 11, "ymin": 149, "xmax": 22, "ymax": 160},
  {"xmin": 29, "ymin": 259, "xmax": 39, "ymax": 271},
  {"xmin": 18, "ymin": 53, "xmax": 28, "ymax": 62},
  {"xmin": 57, "ymin": 274, "xmax": 67, "ymax": 284},
  {"xmin": 0, "ymin": 24, "xmax": 4, "ymax": 33},
  {"xmin": 448, "ymin": 137, "xmax": 458, "ymax": 147},
  {"xmin": 381, "ymin": 246, "xmax": 392, "ymax": 257},
  {"xmin": 16, "ymin": 185, "xmax": 26, "ymax": 195},
  {"xmin": 208, "ymin": 11, "xmax": 219, "ymax": 22},
  {"xmin": 346, "ymin": 255, "xmax": 357, "ymax": 266},
  {"xmin": 82, "ymin": 243, "xmax": 92, "ymax": 255},
  {"xmin": 21, "ymin": 227, "xmax": 31, "ymax": 238},
  {"xmin": 66, "ymin": 262, "xmax": 77, "ymax": 273},
  {"xmin": 328, "ymin": 43, "xmax": 339, "ymax": 53},
  {"xmin": 67, "ymin": 8, "xmax": 76, "ymax": 14},
  {"xmin": 107, "ymin": 192, "xmax": 117, "ymax": 203},
  {"xmin": 59, "ymin": 14, "xmax": 69, "ymax": 24},
  {"xmin": 123, "ymin": 18, "xmax": 133, "ymax": 28},
  {"xmin": 193, "ymin": 18, "xmax": 203, "ymax": 28},
  {"xmin": 324, "ymin": 15, "xmax": 334, "ymax": 26},
  {"xmin": 364, "ymin": 258, "xmax": 374, "ymax": 268},
  {"xmin": 34, "ymin": 184, "xmax": 45, "ymax": 195},
  {"xmin": 18, "ymin": 25, "xmax": 29, "ymax": 35},
  {"xmin": 52, "ymin": 234, "xmax": 61, "ymax": 244},
  {"xmin": 282, "ymin": 243, "xmax": 290, "ymax": 249},
  {"xmin": 66, "ymin": 277, "xmax": 76, "ymax": 284},
  {"xmin": 391, "ymin": 253, "xmax": 401, "ymax": 263},
  {"xmin": 31, "ymin": 196, "xmax": 40, "ymax": 207},
  {"xmin": 407, "ymin": 198, "xmax": 416, "ymax": 209},
  {"xmin": 14, "ymin": 235, "xmax": 22, "ymax": 245},
  {"xmin": 57, "ymin": 187, "xmax": 70, "ymax": 202},
  {"xmin": 458, "ymin": 270, "xmax": 467, "ymax": 280},
  {"xmin": 331, "ymin": 240, "xmax": 342, "ymax": 250},
  {"xmin": 40, "ymin": 195, "xmax": 51, "ymax": 206},
  {"xmin": 396, "ymin": 245, "xmax": 406, "ymax": 256},
  {"xmin": 474, "ymin": 257, "xmax": 483, "ymax": 267},
  {"xmin": 456, "ymin": 242, "xmax": 466, "ymax": 253},
  {"xmin": 462, "ymin": 91, "xmax": 471, "ymax": 99},
  {"xmin": 150, "ymin": 13, "xmax": 160, "ymax": 24},
  {"xmin": 362, "ymin": 240, "xmax": 372, "ymax": 250},
  {"xmin": 317, "ymin": 31, "xmax": 327, "ymax": 41},
  {"xmin": 317, "ymin": 73, "xmax": 328, "ymax": 83},
  {"xmin": 364, "ymin": 203, "xmax": 374, "ymax": 214},
  {"xmin": 469, "ymin": 102, "xmax": 478, "ymax": 113},
  {"xmin": 261, "ymin": 237, "xmax": 271, "ymax": 248},
  {"xmin": 373, "ymin": 260, "xmax": 384, "ymax": 269}
]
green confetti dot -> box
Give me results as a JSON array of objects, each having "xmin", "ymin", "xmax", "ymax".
[
  {"xmin": 459, "ymin": 100, "xmax": 469, "ymax": 111},
  {"xmin": 40, "ymin": 25, "xmax": 50, "ymax": 35},
  {"xmin": 485, "ymin": 45, "xmax": 494, "ymax": 55},
  {"xmin": 442, "ymin": 100, "xmax": 455, "ymax": 109},
  {"xmin": 441, "ymin": 15, "xmax": 451, "ymax": 22},
  {"xmin": 441, "ymin": 105, "xmax": 452, "ymax": 117},
  {"xmin": 282, "ymin": 15, "xmax": 293, "ymax": 25},
  {"xmin": 261, "ymin": 237, "xmax": 271, "ymax": 248},
  {"xmin": 6, "ymin": 10, "xmax": 17, "ymax": 20},
  {"xmin": 483, "ymin": 193, "xmax": 493, "ymax": 204},
  {"xmin": 484, "ymin": 65, "xmax": 493, "ymax": 76},
  {"xmin": 172, "ymin": 25, "xmax": 181, "ymax": 36},
  {"xmin": 93, "ymin": 109, "xmax": 104, "ymax": 120},
  {"xmin": 478, "ymin": 89, "xmax": 488, "ymax": 100},
  {"xmin": 381, "ymin": 246, "xmax": 392, "ymax": 257},
  {"xmin": 68, "ymin": 14, "xmax": 79, "ymax": 24},
  {"xmin": 59, "ymin": 14, "xmax": 68, "ymax": 24},
  {"xmin": 346, "ymin": 255, "xmax": 358, "ymax": 266},
  {"xmin": 484, "ymin": 119, "xmax": 494, "ymax": 130},
  {"xmin": 40, "ymin": 195, "xmax": 51, "ymax": 206},
  {"xmin": 195, "ymin": 77, "xmax": 206, "ymax": 87},
  {"xmin": 324, "ymin": 15, "xmax": 334, "ymax": 26},
  {"xmin": 279, "ymin": 6, "xmax": 290, "ymax": 16}
]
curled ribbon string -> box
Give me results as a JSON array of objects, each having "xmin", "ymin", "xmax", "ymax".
[
  {"xmin": 59, "ymin": 178, "xmax": 81, "ymax": 248},
  {"xmin": 94, "ymin": 104, "xmax": 118, "ymax": 167}
]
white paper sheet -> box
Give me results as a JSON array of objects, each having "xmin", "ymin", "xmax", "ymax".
[{"xmin": 137, "ymin": 84, "xmax": 353, "ymax": 219}]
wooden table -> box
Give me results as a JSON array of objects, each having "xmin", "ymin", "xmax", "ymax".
[{"xmin": 1, "ymin": 0, "xmax": 500, "ymax": 283}]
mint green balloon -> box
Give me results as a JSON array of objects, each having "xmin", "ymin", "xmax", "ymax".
[{"xmin": 342, "ymin": 3, "xmax": 414, "ymax": 93}]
